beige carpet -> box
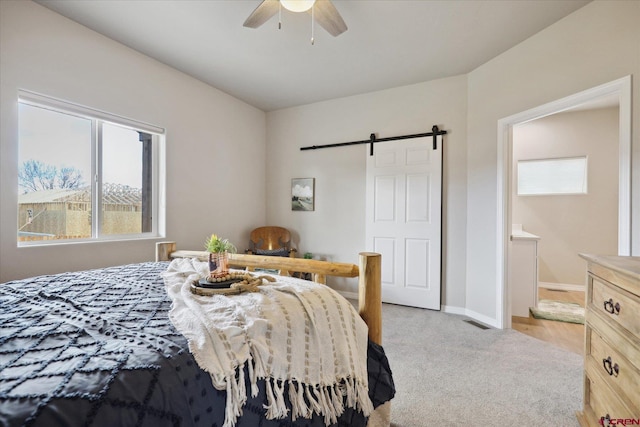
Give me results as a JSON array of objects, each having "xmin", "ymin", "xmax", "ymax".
[{"xmin": 377, "ymin": 303, "xmax": 582, "ymax": 427}]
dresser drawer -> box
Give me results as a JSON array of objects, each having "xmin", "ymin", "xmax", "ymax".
[
  {"xmin": 587, "ymin": 328, "xmax": 640, "ymax": 414},
  {"xmin": 590, "ymin": 275, "xmax": 640, "ymax": 338},
  {"xmin": 585, "ymin": 364, "xmax": 638, "ymax": 421},
  {"xmin": 579, "ymin": 255, "xmax": 640, "ymax": 427}
]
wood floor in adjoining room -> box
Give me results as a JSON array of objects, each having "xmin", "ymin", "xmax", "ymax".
[{"xmin": 512, "ymin": 288, "xmax": 585, "ymax": 355}]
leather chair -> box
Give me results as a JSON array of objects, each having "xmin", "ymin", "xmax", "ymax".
[{"xmin": 246, "ymin": 226, "xmax": 296, "ymax": 258}]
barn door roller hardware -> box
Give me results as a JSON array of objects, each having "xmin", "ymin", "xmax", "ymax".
[{"xmin": 300, "ymin": 125, "xmax": 447, "ymax": 155}]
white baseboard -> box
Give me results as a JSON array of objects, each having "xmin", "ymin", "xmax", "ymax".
[
  {"xmin": 338, "ymin": 291, "xmax": 501, "ymax": 329},
  {"xmin": 442, "ymin": 305, "xmax": 499, "ymax": 329},
  {"xmin": 538, "ymin": 281, "xmax": 585, "ymax": 292},
  {"xmin": 441, "ymin": 305, "xmax": 465, "ymax": 316}
]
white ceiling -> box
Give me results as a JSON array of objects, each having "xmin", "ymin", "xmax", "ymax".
[{"xmin": 36, "ymin": 0, "xmax": 591, "ymax": 112}]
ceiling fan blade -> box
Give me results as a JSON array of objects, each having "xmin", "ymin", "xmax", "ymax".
[
  {"xmin": 313, "ymin": 0, "xmax": 347, "ymax": 37},
  {"xmin": 243, "ymin": 0, "xmax": 279, "ymax": 29}
]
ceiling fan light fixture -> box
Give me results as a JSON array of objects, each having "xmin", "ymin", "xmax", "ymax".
[{"xmin": 280, "ymin": 0, "xmax": 316, "ymax": 13}]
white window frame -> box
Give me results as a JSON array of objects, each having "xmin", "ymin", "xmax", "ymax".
[{"xmin": 18, "ymin": 90, "xmax": 166, "ymax": 246}]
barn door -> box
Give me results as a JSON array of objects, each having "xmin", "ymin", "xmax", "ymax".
[{"xmin": 365, "ymin": 136, "xmax": 442, "ymax": 309}]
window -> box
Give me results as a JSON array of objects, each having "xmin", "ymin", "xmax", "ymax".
[
  {"xmin": 18, "ymin": 91, "xmax": 164, "ymax": 245},
  {"xmin": 517, "ymin": 156, "xmax": 587, "ymax": 196}
]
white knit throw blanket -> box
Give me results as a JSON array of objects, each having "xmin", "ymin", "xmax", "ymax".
[{"xmin": 162, "ymin": 258, "xmax": 373, "ymax": 427}]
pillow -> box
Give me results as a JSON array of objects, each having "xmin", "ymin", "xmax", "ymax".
[{"xmin": 253, "ymin": 248, "xmax": 291, "ymax": 257}]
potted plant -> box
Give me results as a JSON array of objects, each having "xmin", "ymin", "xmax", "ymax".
[{"xmin": 205, "ymin": 234, "xmax": 237, "ymax": 278}]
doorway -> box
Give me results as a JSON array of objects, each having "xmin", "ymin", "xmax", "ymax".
[
  {"xmin": 496, "ymin": 76, "xmax": 632, "ymax": 329},
  {"xmin": 509, "ymin": 107, "xmax": 619, "ymax": 354}
]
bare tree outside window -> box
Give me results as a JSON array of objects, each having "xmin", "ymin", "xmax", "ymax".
[{"xmin": 18, "ymin": 160, "xmax": 85, "ymax": 193}]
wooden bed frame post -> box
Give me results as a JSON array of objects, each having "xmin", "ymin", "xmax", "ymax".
[
  {"xmin": 156, "ymin": 241, "xmax": 176, "ymax": 262},
  {"xmin": 358, "ymin": 252, "xmax": 382, "ymax": 345}
]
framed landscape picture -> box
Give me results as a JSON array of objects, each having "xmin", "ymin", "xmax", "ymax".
[{"xmin": 291, "ymin": 178, "xmax": 315, "ymax": 211}]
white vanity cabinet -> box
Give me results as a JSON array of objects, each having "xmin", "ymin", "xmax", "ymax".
[{"xmin": 510, "ymin": 226, "xmax": 540, "ymax": 317}]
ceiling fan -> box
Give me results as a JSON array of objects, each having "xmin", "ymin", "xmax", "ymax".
[{"xmin": 243, "ymin": 0, "xmax": 348, "ymax": 38}]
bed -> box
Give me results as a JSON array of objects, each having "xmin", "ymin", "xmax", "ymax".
[{"xmin": 0, "ymin": 242, "xmax": 395, "ymax": 427}]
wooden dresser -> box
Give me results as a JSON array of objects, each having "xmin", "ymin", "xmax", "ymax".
[{"xmin": 577, "ymin": 254, "xmax": 640, "ymax": 426}]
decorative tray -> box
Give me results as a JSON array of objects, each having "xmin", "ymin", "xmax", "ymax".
[
  {"xmin": 189, "ymin": 272, "xmax": 275, "ymax": 296},
  {"xmin": 195, "ymin": 277, "xmax": 243, "ymax": 289}
]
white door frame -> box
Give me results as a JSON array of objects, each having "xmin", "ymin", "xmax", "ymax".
[{"xmin": 496, "ymin": 76, "xmax": 632, "ymax": 329}]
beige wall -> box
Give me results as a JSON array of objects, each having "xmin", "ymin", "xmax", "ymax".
[
  {"xmin": 265, "ymin": 0, "xmax": 639, "ymax": 322},
  {"xmin": 0, "ymin": 1, "xmax": 267, "ymax": 282},
  {"xmin": 512, "ymin": 108, "xmax": 619, "ymax": 285},
  {"xmin": 266, "ymin": 76, "xmax": 468, "ymax": 307},
  {"xmin": 466, "ymin": 0, "xmax": 639, "ymax": 323}
]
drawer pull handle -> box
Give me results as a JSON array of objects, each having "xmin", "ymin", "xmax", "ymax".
[
  {"xmin": 602, "ymin": 357, "xmax": 619, "ymax": 377},
  {"xmin": 603, "ymin": 298, "xmax": 621, "ymax": 315}
]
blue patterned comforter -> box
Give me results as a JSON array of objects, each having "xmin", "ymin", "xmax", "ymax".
[{"xmin": 0, "ymin": 262, "xmax": 394, "ymax": 427}]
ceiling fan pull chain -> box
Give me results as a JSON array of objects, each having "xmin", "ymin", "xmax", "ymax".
[
  {"xmin": 278, "ymin": 2, "xmax": 282, "ymax": 30},
  {"xmin": 311, "ymin": 5, "xmax": 315, "ymax": 45}
]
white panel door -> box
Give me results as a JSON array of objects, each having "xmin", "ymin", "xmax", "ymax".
[{"xmin": 365, "ymin": 136, "xmax": 442, "ymax": 309}]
